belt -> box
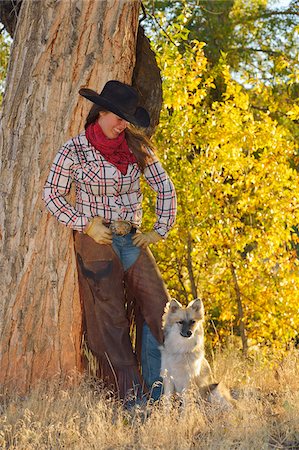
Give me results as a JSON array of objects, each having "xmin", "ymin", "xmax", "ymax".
[{"xmin": 104, "ymin": 220, "xmax": 137, "ymax": 236}]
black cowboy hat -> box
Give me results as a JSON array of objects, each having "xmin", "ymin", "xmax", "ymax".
[{"xmin": 79, "ymin": 80, "xmax": 150, "ymax": 128}]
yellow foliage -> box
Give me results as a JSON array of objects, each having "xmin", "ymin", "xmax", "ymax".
[
  {"xmin": 287, "ymin": 105, "xmax": 299, "ymax": 121},
  {"xmin": 142, "ymin": 22, "xmax": 299, "ymax": 349}
]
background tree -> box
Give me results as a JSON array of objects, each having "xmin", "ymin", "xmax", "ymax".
[
  {"xmin": 138, "ymin": 1, "xmax": 298, "ymax": 353},
  {"xmin": 143, "ymin": 0, "xmax": 299, "ymax": 73},
  {"xmin": 143, "ymin": 0, "xmax": 299, "ymax": 129},
  {"xmin": 0, "ymin": 0, "xmax": 162, "ymax": 393},
  {"xmin": 142, "ymin": 19, "xmax": 299, "ymax": 353}
]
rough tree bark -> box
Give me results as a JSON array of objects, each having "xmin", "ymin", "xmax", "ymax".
[
  {"xmin": 132, "ymin": 25, "xmax": 162, "ymax": 135},
  {"xmin": 0, "ymin": 0, "xmax": 161, "ymax": 393},
  {"xmin": 0, "ymin": 1, "xmax": 162, "ymax": 132}
]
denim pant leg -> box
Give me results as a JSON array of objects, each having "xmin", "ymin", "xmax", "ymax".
[
  {"xmin": 112, "ymin": 234, "xmax": 163, "ymax": 400},
  {"xmin": 141, "ymin": 323, "xmax": 163, "ymax": 401}
]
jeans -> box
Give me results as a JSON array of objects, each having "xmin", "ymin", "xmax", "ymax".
[
  {"xmin": 112, "ymin": 233, "xmax": 163, "ymax": 401},
  {"xmin": 141, "ymin": 323, "xmax": 163, "ymax": 401},
  {"xmin": 112, "ymin": 233, "xmax": 141, "ymax": 272}
]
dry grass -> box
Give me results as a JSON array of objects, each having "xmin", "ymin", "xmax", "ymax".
[{"xmin": 0, "ymin": 347, "xmax": 299, "ymax": 450}]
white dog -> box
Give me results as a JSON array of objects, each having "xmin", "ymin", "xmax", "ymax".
[{"xmin": 160, "ymin": 298, "xmax": 233, "ymax": 408}]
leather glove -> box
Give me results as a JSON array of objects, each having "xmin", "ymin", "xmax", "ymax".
[
  {"xmin": 132, "ymin": 230, "xmax": 163, "ymax": 248},
  {"xmin": 83, "ymin": 217, "xmax": 113, "ymax": 245}
]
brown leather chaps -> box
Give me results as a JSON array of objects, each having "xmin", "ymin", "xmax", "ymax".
[{"xmin": 74, "ymin": 232, "xmax": 170, "ymax": 400}]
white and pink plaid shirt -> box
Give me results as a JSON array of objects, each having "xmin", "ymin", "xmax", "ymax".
[{"xmin": 43, "ymin": 132, "xmax": 177, "ymax": 236}]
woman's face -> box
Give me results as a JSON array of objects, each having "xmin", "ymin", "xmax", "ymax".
[{"xmin": 98, "ymin": 111, "xmax": 129, "ymax": 139}]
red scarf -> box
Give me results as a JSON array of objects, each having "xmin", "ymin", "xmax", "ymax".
[{"xmin": 85, "ymin": 122, "xmax": 137, "ymax": 175}]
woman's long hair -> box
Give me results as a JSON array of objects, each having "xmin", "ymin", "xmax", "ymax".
[{"xmin": 84, "ymin": 104, "xmax": 156, "ymax": 171}]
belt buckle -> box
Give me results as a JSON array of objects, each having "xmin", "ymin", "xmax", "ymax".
[{"xmin": 110, "ymin": 220, "xmax": 132, "ymax": 236}]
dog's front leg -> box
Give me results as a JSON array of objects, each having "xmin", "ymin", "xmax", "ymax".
[
  {"xmin": 180, "ymin": 387, "xmax": 195, "ymax": 413},
  {"xmin": 162, "ymin": 373, "xmax": 174, "ymax": 410}
]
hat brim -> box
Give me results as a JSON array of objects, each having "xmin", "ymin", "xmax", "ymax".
[{"xmin": 79, "ymin": 88, "xmax": 150, "ymax": 128}]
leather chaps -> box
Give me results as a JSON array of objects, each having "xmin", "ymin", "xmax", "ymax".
[{"xmin": 74, "ymin": 232, "xmax": 170, "ymax": 400}]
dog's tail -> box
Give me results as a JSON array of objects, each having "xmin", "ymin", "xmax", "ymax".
[{"xmin": 199, "ymin": 381, "xmax": 236, "ymax": 410}]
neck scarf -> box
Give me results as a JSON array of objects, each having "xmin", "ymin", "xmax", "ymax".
[{"xmin": 85, "ymin": 122, "xmax": 137, "ymax": 175}]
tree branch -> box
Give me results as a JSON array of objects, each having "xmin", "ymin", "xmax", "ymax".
[
  {"xmin": 0, "ymin": 0, "xmax": 22, "ymax": 37},
  {"xmin": 258, "ymin": 8, "xmax": 299, "ymax": 18},
  {"xmin": 236, "ymin": 47, "xmax": 283, "ymax": 57}
]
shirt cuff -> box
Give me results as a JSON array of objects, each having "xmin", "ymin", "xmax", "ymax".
[
  {"xmin": 153, "ymin": 225, "xmax": 168, "ymax": 238},
  {"xmin": 72, "ymin": 216, "xmax": 89, "ymax": 232}
]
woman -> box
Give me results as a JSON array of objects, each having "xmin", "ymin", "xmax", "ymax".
[{"xmin": 43, "ymin": 80, "xmax": 177, "ymax": 404}]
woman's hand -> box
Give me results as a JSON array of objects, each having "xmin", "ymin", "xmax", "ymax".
[
  {"xmin": 132, "ymin": 230, "xmax": 163, "ymax": 248},
  {"xmin": 84, "ymin": 217, "xmax": 113, "ymax": 244}
]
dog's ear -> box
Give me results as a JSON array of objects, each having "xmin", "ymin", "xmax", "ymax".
[
  {"xmin": 188, "ymin": 298, "xmax": 204, "ymax": 319},
  {"xmin": 168, "ymin": 298, "xmax": 182, "ymax": 313},
  {"xmin": 207, "ymin": 382, "xmax": 219, "ymax": 392},
  {"xmin": 162, "ymin": 299, "xmax": 182, "ymax": 329}
]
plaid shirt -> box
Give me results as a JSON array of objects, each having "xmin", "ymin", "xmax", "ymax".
[{"xmin": 43, "ymin": 131, "xmax": 177, "ymax": 236}]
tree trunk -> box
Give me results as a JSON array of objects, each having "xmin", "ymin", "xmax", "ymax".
[
  {"xmin": 187, "ymin": 232, "xmax": 198, "ymax": 299},
  {"xmin": 133, "ymin": 25, "xmax": 162, "ymax": 135},
  {"xmin": 230, "ymin": 264, "xmax": 248, "ymax": 355},
  {"xmin": 0, "ymin": 0, "xmax": 141, "ymax": 393}
]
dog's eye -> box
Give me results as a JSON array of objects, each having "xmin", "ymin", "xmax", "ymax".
[
  {"xmin": 190, "ymin": 320, "xmax": 196, "ymax": 325},
  {"xmin": 177, "ymin": 321, "xmax": 183, "ymax": 324}
]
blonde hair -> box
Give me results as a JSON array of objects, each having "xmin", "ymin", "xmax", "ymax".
[{"xmin": 125, "ymin": 126, "xmax": 156, "ymax": 171}]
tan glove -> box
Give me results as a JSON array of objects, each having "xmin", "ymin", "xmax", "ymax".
[
  {"xmin": 132, "ymin": 230, "xmax": 163, "ymax": 248},
  {"xmin": 83, "ymin": 217, "xmax": 113, "ymax": 245}
]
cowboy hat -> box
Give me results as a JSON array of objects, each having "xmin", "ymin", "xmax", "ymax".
[{"xmin": 79, "ymin": 80, "xmax": 150, "ymax": 128}]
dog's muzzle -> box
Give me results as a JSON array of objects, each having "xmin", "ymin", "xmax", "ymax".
[
  {"xmin": 180, "ymin": 331, "xmax": 193, "ymax": 338},
  {"xmin": 105, "ymin": 220, "xmax": 137, "ymax": 236}
]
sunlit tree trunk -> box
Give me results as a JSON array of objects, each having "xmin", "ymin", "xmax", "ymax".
[
  {"xmin": 0, "ymin": 0, "xmax": 142, "ymax": 393},
  {"xmin": 187, "ymin": 232, "xmax": 198, "ymax": 299},
  {"xmin": 230, "ymin": 264, "xmax": 248, "ymax": 355}
]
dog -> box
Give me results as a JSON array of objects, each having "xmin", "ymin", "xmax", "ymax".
[{"xmin": 160, "ymin": 298, "xmax": 234, "ymax": 409}]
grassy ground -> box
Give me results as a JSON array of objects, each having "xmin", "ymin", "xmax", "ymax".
[{"xmin": 0, "ymin": 347, "xmax": 298, "ymax": 449}]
